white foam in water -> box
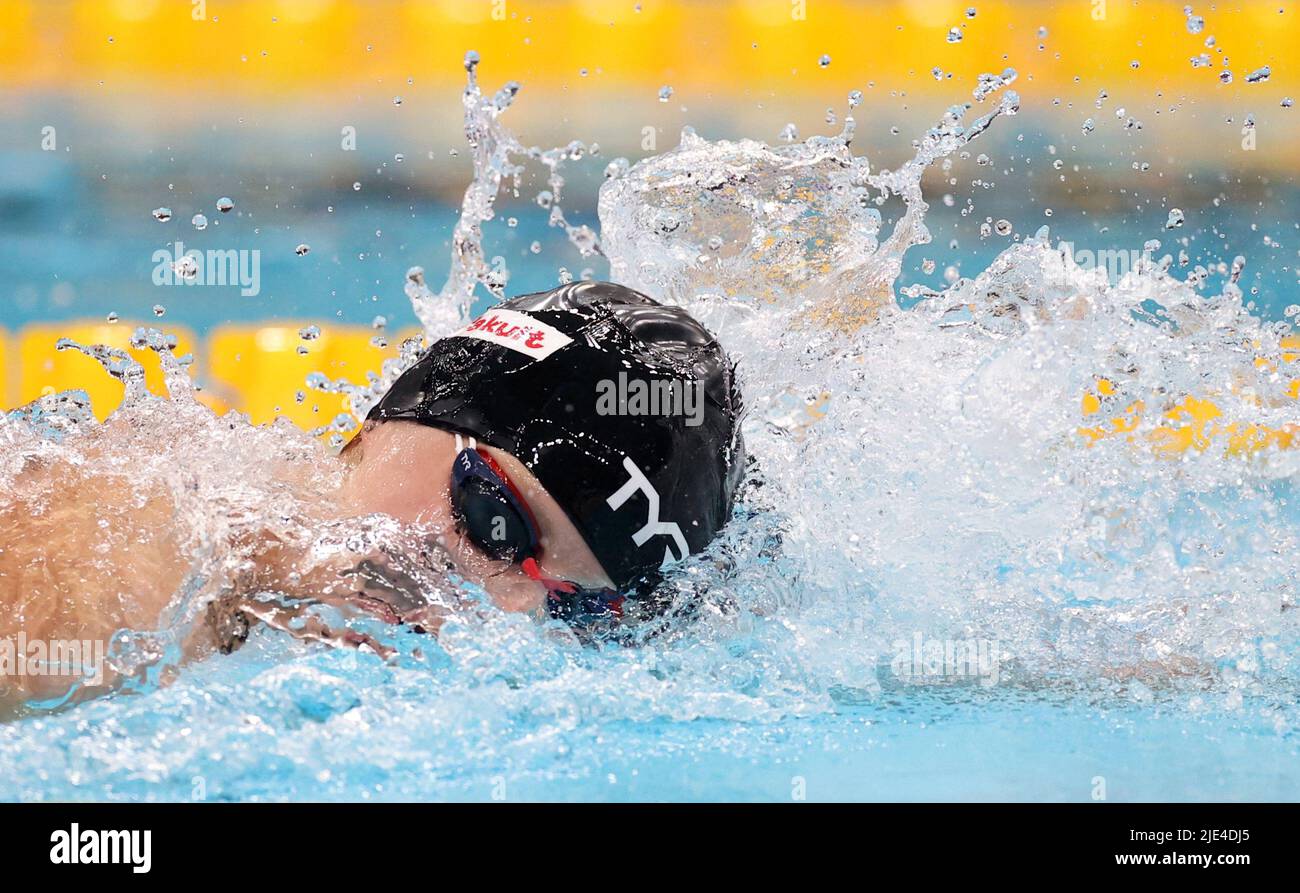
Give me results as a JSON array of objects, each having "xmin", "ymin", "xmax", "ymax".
[{"xmin": 2, "ymin": 56, "xmax": 1299, "ymax": 797}]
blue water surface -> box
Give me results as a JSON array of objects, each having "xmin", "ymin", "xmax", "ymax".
[{"xmin": 3, "ymin": 638, "xmax": 1296, "ymax": 802}]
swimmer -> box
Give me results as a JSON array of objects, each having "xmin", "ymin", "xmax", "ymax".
[{"xmin": 0, "ymin": 282, "xmax": 745, "ymax": 712}]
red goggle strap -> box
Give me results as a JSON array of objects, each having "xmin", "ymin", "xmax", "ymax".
[{"xmin": 521, "ymin": 557, "xmax": 577, "ymax": 594}]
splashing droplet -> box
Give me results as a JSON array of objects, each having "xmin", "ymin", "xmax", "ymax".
[
  {"xmin": 191, "ymin": 213, "xmax": 208, "ymax": 231},
  {"xmin": 295, "ymin": 243, "xmax": 311, "ymax": 256},
  {"xmin": 1166, "ymin": 208, "xmax": 1185, "ymax": 229},
  {"xmin": 172, "ymin": 255, "xmax": 198, "ymax": 280},
  {"xmin": 216, "ymin": 196, "xmax": 234, "ymax": 213},
  {"xmin": 658, "ymin": 85, "xmax": 673, "ymax": 102},
  {"xmin": 152, "ymin": 207, "xmax": 172, "ymax": 222},
  {"xmin": 973, "ymin": 68, "xmax": 1017, "ymax": 102},
  {"xmin": 604, "ymin": 158, "xmax": 630, "ymax": 180}
]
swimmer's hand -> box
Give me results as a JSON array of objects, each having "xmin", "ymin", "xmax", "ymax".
[
  {"xmin": 201, "ymin": 530, "xmax": 459, "ymax": 657},
  {"xmin": 207, "ymin": 595, "xmax": 398, "ymax": 660}
]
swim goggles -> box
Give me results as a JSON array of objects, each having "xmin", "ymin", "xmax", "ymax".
[{"xmin": 449, "ymin": 434, "xmax": 625, "ymax": 626}]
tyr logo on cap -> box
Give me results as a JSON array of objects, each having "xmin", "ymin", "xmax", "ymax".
[
  {"xmin": 606, "ymin": 456, "xmax": 690, "ymax": 567},
  {"xmin": 455, "ymin": 308, "xmax": 572, "ymax": 360}
]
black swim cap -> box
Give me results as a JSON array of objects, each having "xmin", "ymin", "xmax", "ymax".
[{"xmin": 368, "ymin": 281, "xmax": 745, "ymax": 599}]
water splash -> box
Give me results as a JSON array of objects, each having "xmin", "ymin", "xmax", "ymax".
[
  {"xmin": 600, "ymin": 70, "xmax": 1019, "ymax": 332},
  {"xmin": 408, "ymin": 51, "xmax": 600, "ymax": 342},
  {"xmin": 585, "ymin": 65, "xmax": 1300, "ymax": 702}
]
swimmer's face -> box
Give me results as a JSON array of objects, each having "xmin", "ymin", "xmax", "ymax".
[{"xmin": 337, "ymin": 421, "xmax": 614, "ymax": 614}]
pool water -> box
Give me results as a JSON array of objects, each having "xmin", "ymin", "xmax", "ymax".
[{"xmin": 4, "ymin": 641, "xmax": 1296, "ymax": 802}]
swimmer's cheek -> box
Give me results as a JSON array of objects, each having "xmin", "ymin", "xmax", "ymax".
[
  {"xmin": 480, "ymin": 575, "xmax": 548, "ymax": 616},
  {"xmin": 444, "ymin": 537, "xmax": 546, "ymax": 616}
]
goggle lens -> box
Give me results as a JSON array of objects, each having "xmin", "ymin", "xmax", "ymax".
[{"xmin": 450, "ymin": 450, "xmax": 538, "ymax": 563}]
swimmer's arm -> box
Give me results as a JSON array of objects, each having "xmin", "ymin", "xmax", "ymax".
[{"xmin": 0, "ymin": 445, "xmax": 182, "ymax": 716}]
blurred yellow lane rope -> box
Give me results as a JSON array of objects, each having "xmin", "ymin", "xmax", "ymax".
[{"xmin": 0, "ymin": 0, "xmax": 1293, "ymax": 95}]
